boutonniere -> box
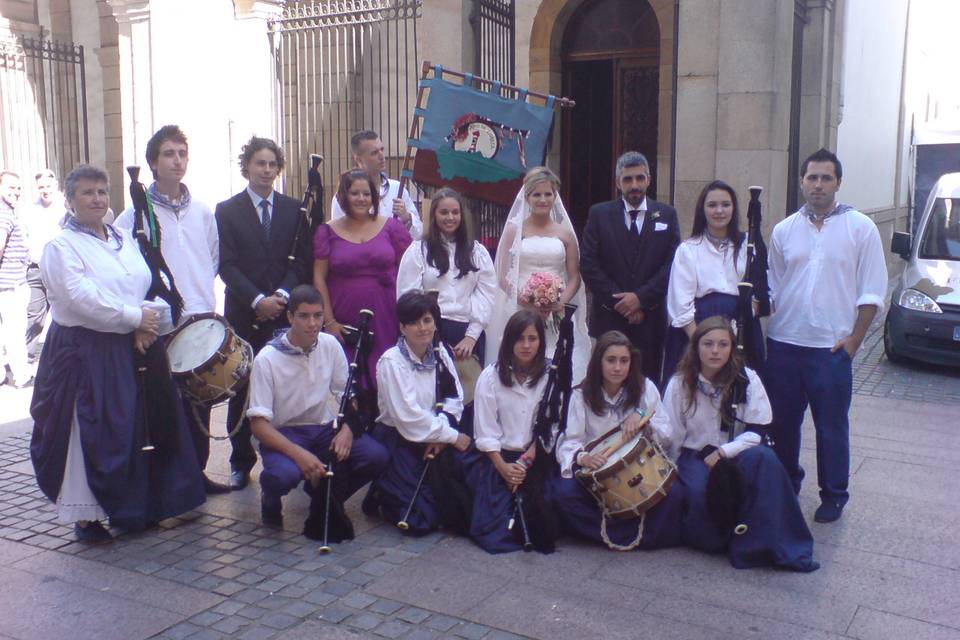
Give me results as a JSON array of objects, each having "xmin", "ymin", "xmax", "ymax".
[{"xmin": 650, "ymin": 211, "xmax": 660, "ymax": 221}]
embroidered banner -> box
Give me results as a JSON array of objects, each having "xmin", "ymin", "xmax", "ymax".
[{"xmin": 409, "ymin": 67, "xmax": 557, "ymax": 207}]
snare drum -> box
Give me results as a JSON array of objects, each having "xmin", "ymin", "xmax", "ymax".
[
  {"xmin": 575, "ymin": 421, "xmax": 677, "ymax": 520},
  {"xmin": 166, "ymin": 313, "xmax": 254, "ymax": 406}
]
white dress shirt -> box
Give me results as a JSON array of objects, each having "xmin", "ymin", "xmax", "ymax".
[
  {"xmin": 667, "ymin": 236, "xmax": 746, "ymax": 328},
  {"xmin": 24, "ymin": 199, "xmax": 67, "ymax": 264},
  {"xmin": 662, "ymin": 367, "xmax": 769, "ymax": 459},
  {"xmin": 376, "ymin": 342, "xmax": 464, "ymax": 443},
  {"xmin": 767, "ymin": 207, "xmax": 888, "ymax": 348},
  {"xmin": 40, "ymin": 226, "xmax": 172, "ymax": 334},
  {"xmin": 246, "ymin": 331, "xmax": 348, "ymax": 428},
  {"xmin": 331, "ymin": 175, "xmax": 422, "ymax": 239},
  {"xmin": 622, "ymin": 196, "xmax": 647, "ymax": 231},
  {"xmin": 116, "ymin": 194, "xmax": 219, "ymax": 325},
  {"xmin": 396, "ymin": 240, "xmax": 497, "ymax": 339},
  {"xmin": 473, "ymin": 364, "xmax": 549, "ymax": 453},
  {"xmin": 556, "ymin": 380, "xmax": 672, "ymax": 478}
]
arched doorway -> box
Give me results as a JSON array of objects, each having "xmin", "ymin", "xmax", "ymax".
[{"xmin": 560, "ymin": 0, "xmax": 660, "ymax": 233}]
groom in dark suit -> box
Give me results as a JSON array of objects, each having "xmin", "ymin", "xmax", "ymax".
[
  {"xmin": 580, "ymin": 151, "xmax": 680, "ymax": 387},
  {"xmin": 216, "ymin": 136, "xmax": 312, "ymax": 489}
]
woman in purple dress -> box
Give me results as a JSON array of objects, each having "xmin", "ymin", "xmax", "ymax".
[{"xmin": 313, "ymin": 169, "xmax": 412, "ymax": 387}]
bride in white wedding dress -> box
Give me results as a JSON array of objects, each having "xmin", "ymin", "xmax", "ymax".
[{"xmin": 485, "ymin": 167, "xmax": 591, "ymax": 382}]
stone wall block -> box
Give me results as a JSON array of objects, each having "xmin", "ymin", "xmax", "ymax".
[
  {"xmin": 717, "ymin": 91, "xmax": 776, "ymax": 150},
  {"xmin": 676, "ymin": 0, "xmax": 720, "ymax": 76},
  {"xmin": 674, "ymin": 75, "xmax": 718, "ymax": 182}
]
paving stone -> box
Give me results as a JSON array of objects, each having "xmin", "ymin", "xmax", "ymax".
[
  {"xmin": 484, "ymin": 632, "xmax": 527, "ymax": 640},
  {"xmin": 212, "ymin": 600, "xmax": 246, "ymax": 616},
  {"xmin": 359, "ymin": 560, "xmax": 396, "ymax": 577},
  {"xmin": 212, "ymin": 581, "xmax": 246, "ymax": 597},
  {"xmin": 159, "ymin": 622, "xmax": 200, "ymax": 640},
  {"xmin": 322, "ymin": 580, "xmax": 356, "ymax": 597},
  {"xmin": 302, "ymin": 590, "xmax": 337, "ymax": 606},
  {"xmin": 368, "ymin": 598, "xmax": 404, "ymax": 615},
  {"xmin": 345, "ymin": 612, "xmax": 383, "ymax": 631},
  {"xmin": 236, "ymin": 605, "xmax": 269, "ymax": 621},
  {"xmin": 373, "ymin": 619, "xmax": 414, "ymax": 638},
  {"xmin": 452, "ymin": 622, "xmax": 491, "ymax": 639},
  {"xmin": 259, "ymin": 611, "xmax": 300, "ymax": 630},
  {"xmin": 342, "ymin": 569, "xmax": 375, "ymax": 586},
  {"xmin": 317, "ymin": 605, "xmax": 354, "ymax": 624},
  {"xmin": 425, "ymin": 615, "xmax": 460, "ymax": 632},
  {"xmin": 233, "ymin": 588, "xmax": 272, "ymax": 604},
  {"xmin": 281, "ymin": 599, "xmax": 320, "ymax": 619},
  {"xmin": 396, "ymin": 607, "xmax": 431, "ymax": 624},
  {"xmin": 237, "ymin": 625, "xmax": 279, "ymax": 640},
  {"xmin": 341, "ymin": 591, "xmax": 378, "ymax": 609},
  {"xmin": 401, "ymin": 630, "xmax": 439, "ymax": 640},
  {"xmin": 189, "ymin": 611, "xmax": 224, "ymax": 626},
  {"xmin": 277, "ymin": 584, "xmax": 310, "ymax": 599}
]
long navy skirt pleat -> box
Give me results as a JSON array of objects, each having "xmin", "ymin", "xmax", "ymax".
[
  {"xmin": 677, "ymin": 447, "xmax": 818, "ymax": 571},
  {"xmin": 551, "ymin": 474, "xmax": 685, "ymax": 550},
  {"xmin": 30, "ymin": 323, "xmax": 205, "ymax": 530},
  {"xmin": 661, "ymin": 292, "xmax": 765, "ymax": 386},
  {"xmin": 467, "ymin": 450, "xmax": 531, "ymax": 554},
  {"xmin": 371, "ymin": 424, "xmax": 442, "ymax": 535}
]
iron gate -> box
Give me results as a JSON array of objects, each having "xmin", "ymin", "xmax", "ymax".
[
  {"xmin": 0, "ymin": 34, "xmax": 89, "ymax": 182},
  {"xmin": 468, "ymin": 0, "xmax": 515, "ymax": 254},
  {"xmin": 269, "ymin": 0, "xmax": 422, "ymax": 206}
]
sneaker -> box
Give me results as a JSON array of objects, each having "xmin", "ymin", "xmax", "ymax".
[
  {"xmin": 261, "ymin": 493, "xmax": 283, "ymax": 527},
  {"xmin": 203, "ymin": 475, "xmax": 231, "ymax": 495},
  {"xmin": 75, "ymin": 521, "xmax": 113, "ymax": 543},
  {"xmin": 814, "ymin": 501, "xmax": 844, "ymax": 523}
]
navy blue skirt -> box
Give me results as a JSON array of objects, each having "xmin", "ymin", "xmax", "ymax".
[
  {"xmin": 30, "ymin": 323, "xmax": 205, "ymax": 529},
  {"xmin": 372, "ymin": 424, "xmax": 444, "ymax": 535},
  {"xmin": 676, "ymin": 447, "xmax": 818, "ymax": 571},
  {"xmin": 551, "ymin": 474, "xmax": 685, "ymax": 550},
  {"xmin": 661, "ymin": 292, "xmax": 765, "ymax": 386}
]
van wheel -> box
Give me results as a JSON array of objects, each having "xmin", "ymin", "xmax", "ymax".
[{"xmin": 883, "ymin": 317, "xmax": 907, "ymax": 365}]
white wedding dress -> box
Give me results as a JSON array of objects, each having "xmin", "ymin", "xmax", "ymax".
[{"xmin": 485, "ymin": 233, "xmax": 592, "ymax": 384}]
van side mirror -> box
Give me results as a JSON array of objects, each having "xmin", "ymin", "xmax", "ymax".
[{"xmin": 891, "ymin": 231, "xmax": 911, "ymax": 259}]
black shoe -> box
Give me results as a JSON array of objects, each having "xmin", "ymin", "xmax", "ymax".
[
  {"xmin": 814, "ymin": 501, "xmax": 844, "ymax": 523},
  {"xmin": 261, "ymin": 493, "xmax": 283, "ymax": 527},
  {"xmin": 229, "ymin": 467, "xmax": 250, "ymax": 490},
  {"xmin": 360, "ymin": 486, "xmax": 380, "ymax": 517},
  {"xmin": 203, "ymin": 475, "xmax": 232, "ymax": 495},
  {"xmin": 75, "ymin": 521, "xmax": 113, "ymax": 543}
]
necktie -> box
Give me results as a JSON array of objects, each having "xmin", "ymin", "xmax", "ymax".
[
  {"xmin": 259, "ymin": 199, "xmax": 271, "ymax": 237},
  {"xmin": 628, "ymin": 209, "xmax": 641, "ymax": 236}
]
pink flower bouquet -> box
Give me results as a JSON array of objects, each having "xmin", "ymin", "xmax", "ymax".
[{"xmin": 520, "ymin": 271, "xmax": 564, "ymax": 329}]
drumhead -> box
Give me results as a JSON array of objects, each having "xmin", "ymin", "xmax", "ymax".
[
  {"xmin": 168, "ymin": 318, "xmax": 227, "ymax": 373},
  {"xmin": 454, "ymin": 356, "xmax": 483, "ymax": 404},
  {"xmin": 594, "ymin": 430, "xmax": 644, "ymax": 472}
]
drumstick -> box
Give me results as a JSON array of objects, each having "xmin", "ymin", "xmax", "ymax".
[{"xmin": 598, "ymin": 411, "xmax": 655, "ymax": 459}]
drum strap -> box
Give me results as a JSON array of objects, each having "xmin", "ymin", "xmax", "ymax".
[
  {"xmin": 186, "ymin": 393, "xmax": 250, "ymax": 441},
  {"xmin": 600, "ymin": 512, "xmax": 645, "ymax": 552}
]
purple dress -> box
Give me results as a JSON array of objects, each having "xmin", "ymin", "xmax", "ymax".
[{"xmin": 314, "ymin": 217, "xmax": 412, "ymax": 387}]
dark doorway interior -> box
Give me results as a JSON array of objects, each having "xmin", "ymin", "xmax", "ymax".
[{"xmin": 560, "ymin": 0, "xmax": 660, "ymax": 234}]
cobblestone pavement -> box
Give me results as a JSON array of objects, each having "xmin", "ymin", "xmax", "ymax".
[
  {"xmin": 851, "ymin": 313, "xmax": 960, "ymax": 404},
  {"xmin": 0, "ymin": 431, "xmax": 521, "ymax": 640}
]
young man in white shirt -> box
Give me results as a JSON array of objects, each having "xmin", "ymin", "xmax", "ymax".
[
  {"xmin": 330, "ymin": 130, "xmax": 422, "ymax": 239},
  {"xmin": 247, "ymin": 284, "xmax": 387, "ymax": 534},
  {"xmin": 24, "ymin": 169, "xmax": 67, "ymax": 361},
  {"xmin": 765, "ymin": 148, "xmax": 888, "ymax": 523},
  {"xmin": 116, "ymin": 125, "xmax": 229, "ymax": 494}
]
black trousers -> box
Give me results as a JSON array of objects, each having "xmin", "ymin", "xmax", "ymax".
[
  {"xmin": 225, "ymin": 322, "xmax": 275, "ymax": 471},
  {"xmin": 26, "ymin": 265, "xmax": 48, "ymax": 359}
]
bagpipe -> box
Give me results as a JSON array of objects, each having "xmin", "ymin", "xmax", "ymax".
[
  {"xmin": 305, "ymin": 308, "xmax": 375, "ymax": 552},
  {"xmin": 290, "ymin": 153, "xmax": 324, "ymax": 269},
  {"xmin": 126, "ymin": 166, "xmax": 186, "ymax": 454},
  {"xmin": 706, "ymin": 186, "xmax": 774, "ymax": 535},
  {"xmin": 396, "ymin": 290, "xmax": 473, "ymax": 534},
  {"xmin": 510, "ymin": 303, "xmax": 578, "ymax": 553}
]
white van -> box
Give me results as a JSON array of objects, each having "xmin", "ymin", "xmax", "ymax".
[{"xmin": 884, "ymin": 172, "xmax": 960, "ymax": 366}]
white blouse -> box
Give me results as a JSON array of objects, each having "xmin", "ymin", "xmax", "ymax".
[
  {"xmin": 667, "ymin": 236, "xmax": 746, "ymax": 328},
  {"xmin": 40, "ymin": 226, "xmax": 171, "ymax": 334},
  {"xmin": 661, "ymin": 367, "xmax": 770, "ymax": 459},
  {"xmin": 396, "ymin": 240, "xmax": 497, "ymax": 340},
  {"xmin": 246, "ymin": 332, "xmax": 348, "ymax": 428},
  {"xmin": 556, "ymin": 380, "xmax": 672, "ymax": 478},
  {"xmin": 473, "ymin": 364, "xmax": 549, "ymax": 453},
  {"xmin": 376, "ymin": 342, "xmax": 464, "ymax": 444}
]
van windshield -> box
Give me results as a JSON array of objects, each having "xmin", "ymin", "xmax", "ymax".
[{"xmin": 919, "ymin": 197, "xmax": 960, "ymax": 260}]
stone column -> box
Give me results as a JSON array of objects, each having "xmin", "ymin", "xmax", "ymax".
[
  {"xmin": 106, "ymin": 0, "xmax": 152, "ymax": 208},
  {"xmin": 798, "ymin": 0, "xmax": 842, "ymax": 162}
]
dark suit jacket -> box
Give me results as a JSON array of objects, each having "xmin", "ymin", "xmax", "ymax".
[
  {"xmin": 580, "ymin": 198, "xmax": 681, "ymax": 341},
  {"xmin": 215, "ymin": 189, "xmax": 312, "ymax": 341}
]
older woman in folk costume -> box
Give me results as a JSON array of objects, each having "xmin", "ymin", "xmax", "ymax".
[
  {"xmin": 368, "ymin": 291, "xmax": 472, "ymax": 535},
  {"xmin": 662, "ymin": 180, "xmax": 765, "ymax": 383},
  {"xmin": 486, "ymin": 167, "xmax": 590, "ymax": 382},
  {"xmin": 552, "ymin": 331, "xmax": 685, "ymax": 550},
  {"xmin": 30, "ymin": 165, "xmax": 204, "ymax": 542},
  {"xmin": 662, "ymin": 316, "xmax": 818, "ymax": 571}
]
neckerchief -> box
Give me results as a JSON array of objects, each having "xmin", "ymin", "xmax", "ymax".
[
  {"xmin": 397, "ymin": 337, "xmax": 436, "ymax": 371},
  {"xmin": 267, "ymin": 328, "xmax": 317, "ymax": 357},
  {"xmin": 148, "ymin": 183, "xmax": 192, "ymax": 216},
  {"xmin": 802, "ymin": 202, "xmax": 853, "ymax": 223},
  {"xmin": 704, "ymin": 230, "xmax": 730, "ymax": 252},
  {"xmin": 65, "ymin": 216, "xmax": 123, "ymax": 250},
  {"xmin": 602, "ymin": 387, "xmax": 626, "ymax": 412},
  {"xmin": 696, "ymin": 375, "xmax": 722, "ymax": 400}
]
